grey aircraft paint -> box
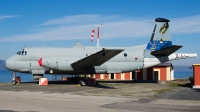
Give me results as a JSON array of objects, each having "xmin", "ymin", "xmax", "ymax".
[{"xmin": 5, "ymin": 18, "xmax": 197, "ymax": 80}]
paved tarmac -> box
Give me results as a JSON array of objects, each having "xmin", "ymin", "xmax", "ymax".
[
  {"xmin": 102, "ymin": 88, "xmax": 200, "ymax": 112},
  {"xmin": 0, "ymin": 81, "xmax": 200, "ymax": 112}
]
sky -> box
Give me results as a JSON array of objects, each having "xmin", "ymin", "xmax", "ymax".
[{"xmin": 0, "ymin": 0, "xmax": 200, "ymax": 66}]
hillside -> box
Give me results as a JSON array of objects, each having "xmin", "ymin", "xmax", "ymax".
[
  {"xmin": 0, "ymin": 60, "xmax": 6, "ymax": 70},
  {"xmin": 173, "ymin": 65, "xmax": 193, "ymax": 72}
]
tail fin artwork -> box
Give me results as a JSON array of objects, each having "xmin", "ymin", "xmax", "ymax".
[{"xmin": 146, "ymin": 18, "xmax": 182, "ymax": 56}]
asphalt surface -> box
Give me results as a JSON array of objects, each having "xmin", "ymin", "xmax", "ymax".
[
  {"xmin": 156, "ymin": 87, "xmax": 200, "ymax": 100},
  {"xmin": 101, "ymin": 87, "xmax": 200, "ymax": 112},
  {"xmin": 0, "ymin": 81, "xmax": 200, "ymax": 112}
]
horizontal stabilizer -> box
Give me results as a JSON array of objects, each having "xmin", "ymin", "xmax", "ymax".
[
  {"xmin": 71, "ymin": 48, "xmax": 124, "ymax": 69},
  {"xmin": 151, "ymin": 45, "xmax": 182, "ymax": 56}
]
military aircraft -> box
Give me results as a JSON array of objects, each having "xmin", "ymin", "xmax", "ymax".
[{"xmin": 6, "ymin": 18, "xmax": 197, "ymax": 85}]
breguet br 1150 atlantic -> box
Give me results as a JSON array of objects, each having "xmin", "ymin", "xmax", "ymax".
[{"xmin": 6, "ymin": 18, "xmax": 197, "ymax": 82}]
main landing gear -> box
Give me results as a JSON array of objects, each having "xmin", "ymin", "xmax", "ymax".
[
  {"xmin": 70, "ymin": 74, "xmax": 95, "ymax": 86},
  {"xmin": 79, "ymin": 80, "xmax": 87, "ymax": 86},
  {"xmin": 77, "ymin": 74, "xmax": 96, "ymax": 86}
]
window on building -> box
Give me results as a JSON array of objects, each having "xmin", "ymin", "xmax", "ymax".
[
  {"xmin": 90, "ymin": 74, "xmax": 93, "ymax": 78},
  {"xmin": 111, "ymin": 73, "xmax": 114, "ymax": 79},
  {"xmin": 132, "ymin": 71, "xmax": 135, "ymax": 80},
  {"xmin": 154, "ymin": 71, "xmax": 158, "ymax": 81}
]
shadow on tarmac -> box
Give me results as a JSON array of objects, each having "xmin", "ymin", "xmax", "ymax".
[
  {"xmin": 193, "ymin": 88, "xmax": 200, "ymax": 92},
  {"xmin": 21, "ymin": 80, "xmax": 116, "ymax": 89},
  {"xmin": 20, "ymin": 80, "xmax": 197, "ymax": 90}
]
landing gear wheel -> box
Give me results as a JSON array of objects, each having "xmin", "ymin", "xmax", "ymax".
[
  {"xmin": 12, "ymin": 80, "xmax": 17, "ymax": 85},
  {"xmin": 79, "ymin": 80, "xmax": 86, "ymax": 86}
]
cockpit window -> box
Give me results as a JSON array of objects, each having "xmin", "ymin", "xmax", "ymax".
[
  {"xmin": 16, "ymin": 51, "xmax": 21, "ymax": 55},
  {"xmin": 16, "ymin": 50, "xmax": 27, "ymax": 55},
  {"xmin": 22, "ymin": 50, "xmax": 24, "ymax": 55}
]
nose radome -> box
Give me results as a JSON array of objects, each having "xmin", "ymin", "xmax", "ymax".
[
  {"xmin": 5, "ymin": 59, "xmax": 10, "ymax": 70},
  {"xmin": 38, "ymin": 58, "xmax": 42, "ymax": 66}
]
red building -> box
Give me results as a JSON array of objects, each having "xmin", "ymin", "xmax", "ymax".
[
  {"xmin": 193, "ymin": 64, "xmax": 200, "ymax": 88},
  {"xmin": 92, "ymin": 63, "xmax": 174, "ymax": 81}
]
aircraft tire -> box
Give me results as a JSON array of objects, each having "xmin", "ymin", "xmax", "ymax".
[
  {"xmin": 79, "ymin": 80, "xmax": 86, "ymax": 86},
  {"xmin": 12, "ymin": 80, "xmax": 17, "ymax": 85}
]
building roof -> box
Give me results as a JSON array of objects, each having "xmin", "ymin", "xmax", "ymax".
[
  {"xmin": 193, "ymin": 64, "xmax": 200, "ymax": 66},
  {"xmin": 155, "ymin": 63, "xmax": 173, "ymax": 69}
]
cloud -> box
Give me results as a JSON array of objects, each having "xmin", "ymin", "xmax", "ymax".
[
  {"xmin": 170, "ymin": 15, "xmax": 200, "ymax": 34},
  {"xmin": 41, "ymin": 15, "xmax": 122, "ymax": 26},
  {"xmin": 0, "ymin": 15, "xmax": 20, "ymax": 21},
  {"xmin": 0, "ymin": 14, "xmax": 200, "ymax": 42}
]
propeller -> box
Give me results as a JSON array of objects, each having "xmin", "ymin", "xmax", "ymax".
[{"xmin": 38, "ymin": 58, "xmax": 42, "ymax": 66}]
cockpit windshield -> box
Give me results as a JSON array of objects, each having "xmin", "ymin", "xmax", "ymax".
[
  {"xmin": 16, "ymin": 49, "xmax": 27, "ymax": 55},
  {"xmin": 16, "ymin": 51, "xmax": 21, "ymax": 55}
]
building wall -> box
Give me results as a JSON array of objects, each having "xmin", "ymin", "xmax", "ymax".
[
  {"xmin": 124, "ymin": 72, "xmax": 131, "ymax": 80},
  {"xmin": 147, "ymin": 68, "xmax": 153, "ymax": 80},
  {"xmin": 143, "ymin": 68, "xmax": 147, "ymax": 80},
  {"xmin": 160, "ymin": 67, "xmax": 166, "ymax": 81},
  {"xmin": 171, "ymin": 69, "xmax": 174, "ymax": 81},
  {"xmin": 154, "ymin": 67, "xmax": 166, "ymax": 81},
  {"xmin": 137, "ymin": 70, "xmax": 143, "ymax": 80},
  {"xmin": 153, "ymin": 69, "xmax": 160, "ymax": 80},
  {"xmin": 93, "ymin": 65, "xmax": 173, "ymax": 81},
  {"xmin": 104, "ymin": 74, "xmax": 110, "ymax": 80},
  {"xmin": 95, "ymin": 74, "xmax": 100, "ymax": 79},
  {"xmin": 193, "ymin": 64, "xmax": 200, "ymax": 86},
  {"xmin": 166, "ymin": 67, "xmax": 170, "ymax": 81}
]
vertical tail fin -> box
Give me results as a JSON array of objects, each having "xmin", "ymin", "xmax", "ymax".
[{"xmin": 147, "ymin": 18, "xmax": 173, "ymax": 51}]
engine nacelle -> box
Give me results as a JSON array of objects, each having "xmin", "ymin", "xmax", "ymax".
[
  {"xmin": 38, "ymin": 57, "xmax": 80, "ymax": 71},
  {"xmin": 33, "ymin": 74, "xmax": 43, "ymax": 81}
]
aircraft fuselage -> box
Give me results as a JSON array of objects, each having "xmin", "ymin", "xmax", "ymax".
[{"xmin": 6, "ymin": 45, "xmax": 147, "ymax": 74}]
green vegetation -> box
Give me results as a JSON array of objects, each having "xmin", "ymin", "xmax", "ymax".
[
  {"xmin": 189, "ymin": 76, "xmax": 194, "ymax": 84},
  {"xmin": 153, "ymin": 80, "xmax": 192, "ymax": 96},
  {"xmin": 167, "ymin": 80, "xmax": 192, "ymax": 88},
  {"xmin": 97, "ymin": 82, "xmax": 123, "ymax": 87},
  {"xmin": 121, "ymin": 94, "xmax": 133, "ymax": 96},
  {"xmin": 153, "ymin": 88, "xmax": 172, "ymax": 94}
]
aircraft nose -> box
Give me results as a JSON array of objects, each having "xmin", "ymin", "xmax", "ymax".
[
  {"xmin": 38, "ymin": 58, "xmax": 42, "ymax": 66},
  {"xmin": 5, "ymin": 59, "xmax": 10, "ymax": 70}
]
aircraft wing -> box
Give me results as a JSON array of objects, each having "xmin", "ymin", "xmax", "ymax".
[
  {"xmin": 151, "ymin": 45, "xmax": 182, "ymax": 56},
  {"xmin": 71, "ymin": 48, "xmax": 124, "ymax": 69}
]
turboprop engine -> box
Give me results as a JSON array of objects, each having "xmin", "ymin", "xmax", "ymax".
[{"xmin": 38, "ymin": 57, "xmax": 80, "ymax": 71}]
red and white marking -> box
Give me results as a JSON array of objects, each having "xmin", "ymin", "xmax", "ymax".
[
  {"xmin": 91, "ymin": 30, "xmax": 95, "ymax": 42},
  {"xmin": 39, "ymin": 78, "xmax": 48, "ymax": 86}
]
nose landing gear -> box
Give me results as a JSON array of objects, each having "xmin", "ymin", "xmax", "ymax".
[{"xmin": 12, "ymin": 72, "xmax": 21, "ymax": 85}]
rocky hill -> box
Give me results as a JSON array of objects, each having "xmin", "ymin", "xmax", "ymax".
[
  {"xmin": 173, "ymin": 65, "xmax": 193, "ymax": 72},
  {"xmin": 0, "ymin": 60, "xmax": 6, "ymax": 70}
]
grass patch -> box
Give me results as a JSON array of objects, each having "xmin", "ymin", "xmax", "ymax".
[
  {"xmin": 97, "ymin": 82, "xmax": 123, "ymax": 87},
  {"xmin": 121, "ymin": 94, "xmax": 133, "ymax": 96},
  {"xmin": 153, "ymin": 88, "xmax": 172, "ymax": 94},
  {"xmin": 167, "ymin": 80, "xmax": 191, "ymax": 88}
]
